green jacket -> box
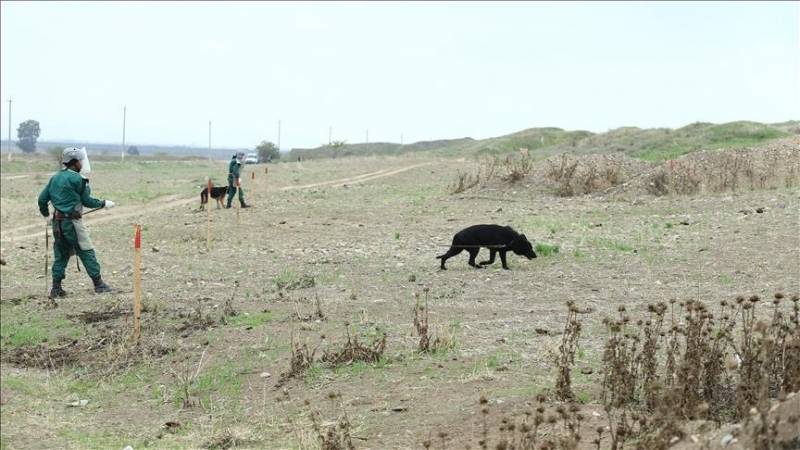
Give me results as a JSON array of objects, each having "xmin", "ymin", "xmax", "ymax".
[
  {"xmin": 228, "ymin": 158, "xmax": 242, "ymax": 182},
  {"xmin": 38, "ymin": 169, "xmax": 105, "ymax": 217}
]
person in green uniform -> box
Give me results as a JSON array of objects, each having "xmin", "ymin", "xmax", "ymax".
[
  {"xmin": 225, "ymin": 151, "xmax": 251, "ymax": 209},
  {"xmin": 38, "ymin": 147, "xmax": 115, "ymax": 298}
]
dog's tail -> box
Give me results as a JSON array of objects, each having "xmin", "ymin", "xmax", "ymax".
[{"xmin": 435, "ymin": 253, "xmax": 445, "ymax": 259}]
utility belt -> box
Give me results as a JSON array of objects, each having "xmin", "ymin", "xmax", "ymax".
[{"xmin": 53, "ymin": 210, "xmax": 82, "ymax": 221}]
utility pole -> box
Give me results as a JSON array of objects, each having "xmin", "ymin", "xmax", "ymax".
[
  {"xmin": 400, "ymin": 132, "xmax": 404, "ymax": 145},
  {"xmin": 7, "ymin": 98, "xmax": 12, "ymax": 161},
  {"xmin": 277, "ymin": 119, "xmax": 281, "ymax": 150},
  {"xmin": 121, "ymin": 105, "xmax": 127, "ymax": 161},
  {"xmin": 208, "ymin": 121, "xmax": 212, "ymax": 161},
  {"xmin": 366, "ymin": 129, "xmax": 369, "ymax": 143},
  {"xmin": 328, "ymin": 126, "xmax": 332, "ymax": 145}
]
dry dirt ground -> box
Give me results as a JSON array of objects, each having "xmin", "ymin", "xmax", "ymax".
[{"xmin": 1, "ymin": 154, "xmax": 799, "ymax": 449}]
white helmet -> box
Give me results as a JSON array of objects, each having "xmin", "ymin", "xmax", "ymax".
[
  {"xmin": 62, "ymin": 147, "xmax": 85, "ymax": 164},
  {"xmin": 62, "ymin": 147, "xmax": 91, "ymax": 176}
]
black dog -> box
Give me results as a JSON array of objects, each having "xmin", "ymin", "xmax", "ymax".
[
  {"xmin": 437, "ymin": 224, "xmax": 537, "ymax": 270},
  {"xmin": 200, "ymin": 185, "xmax": 228, "ymax": 210}
]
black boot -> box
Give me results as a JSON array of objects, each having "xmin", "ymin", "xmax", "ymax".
[
  {"xmin": 92, "ymin": 276, "xmax": 112, "ymax": 294},
  {"xmin": 240, "ymin": 200, "xmax": 251, "ymax": 209},
  {"xmin": 49, "ymin": 280, "xmax": 67, "ymax": 299}
]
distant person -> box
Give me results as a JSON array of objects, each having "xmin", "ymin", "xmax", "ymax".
[
  {"xmin": 38, "ymin": 147, "xmax": 115, "ymax": 298},
  {"xmin": 226, "ymin": 151, "xmax": 251, "ymax": 209}
]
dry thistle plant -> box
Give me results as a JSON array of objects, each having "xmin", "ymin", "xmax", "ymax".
[
  {"xmin": 502, "ymin": 154, "xmax": 534, "ymax": 183},
  {"xmin": 321, "ymin": 323, "xmax": 386, "ymax": 366},
  {"xmin": 307, "ymin": 393, "xmax": 355, "ymax": 450},
  {"xmin": 276, "ymin": 330, "xmax": 320, "ymax": 388},
  {"xmin": 451, "ymin": 394, "xmax": 584, "ymax": 450},
  {"xmin": 595, "ymin": 292, "xmax": 800, "ymax": 449},
  {"xmin": 555, "ymin": 301, "xmax": 591, "ymax": 401},
  {"xmin": 412, "ymin": 288, "xmax": 457, "ymax": 354},
  {"xmin": 292, "ymin": 295, "xmax": 326, "ymax": 322},
  {"xmin": 450, "ymin": 169, "xmax": 481, "ymax": 194}
]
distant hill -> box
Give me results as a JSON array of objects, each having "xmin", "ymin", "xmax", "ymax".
[
  {"xmin": 287, "ymin": 137, "xmax": 476, "ymax": 161},
  {"xmin": 286, "ymin": 120, "xmax": 799, "ymax": 162}
]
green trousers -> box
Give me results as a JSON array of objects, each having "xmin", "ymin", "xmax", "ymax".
[
  {"xmin": 52, "ymin": 220, "xmax": 101, "ymax": 281},
  {"xmin": 226, "ymin": 178, "xmax": 245, "ymax": 207}
]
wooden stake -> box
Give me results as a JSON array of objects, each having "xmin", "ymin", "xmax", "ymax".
[
  {"xmin": 206, "ymin": 178, "xmax": 212, "ymax": 251},
  {"xmin": 133, "ymin": 224, "xmax": 142, "ymax": 342}
]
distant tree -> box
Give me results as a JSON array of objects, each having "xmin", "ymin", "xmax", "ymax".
[
  {"xmin": 127, "ymin": 145, "xmax": 140, "ymax": 156},
  {"xmin": 330, "ymin": 140, "xmax": 347, "ymax": 158},
  {"xmin": 256, "ymin": 140, "xmax": 280, "ymax": 162},
  {"xmin": 16, "ymin": 120, "xmax": 41, "ymax": 153}
]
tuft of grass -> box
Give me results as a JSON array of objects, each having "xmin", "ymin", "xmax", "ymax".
[
  {"xmin": 534, "ymin": 243, "xmax": 560, "ymax": 257},
  {"xmin": 226, "ymin": 311, "xmax": 272, "ymax": 328},
  {"xmin": 591, "ymin": 237, "xmax": 635, "ymax": 253},
  {"xmin": 0, "ymin": 314, "xmax": 80, "ymax": 348},
  {"xmin": 274, "ymin": 271, "xmax": 315, "ymax": 291}
]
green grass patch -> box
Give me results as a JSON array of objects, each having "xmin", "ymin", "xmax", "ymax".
[
  {"xmin": 273, "ymin": 270, "xmax": 315, "ymax": 291},
  {"xmin": 225, "ymin": 311, "xmax": 273, "ymax": 328},
  {"xmin": 534, "ymin": 243, "xmax": 560, "ymax": 257},
  {"xmin": 635, "ymin": 144, "xmax": 694, "ymax": 162},
  {"xmin": 0, "ymin": 311, "xmax": 80, "ymax": 348},
  {"xmin": 591, "ymin": 237, "xmax": 635, "ymax": 252},
  {"xmin": 173, "ymin": 359, "xmax": 245, "ymax": 409}
]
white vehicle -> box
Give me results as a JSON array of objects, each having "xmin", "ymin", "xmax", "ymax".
[{"xmin": 244, "ymin": 153, "xmax": 258, "ymax": 164}]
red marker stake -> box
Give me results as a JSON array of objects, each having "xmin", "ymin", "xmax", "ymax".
[{"xmin": 133, "ymin": 224, "xmax": 142, "ymax": 342}]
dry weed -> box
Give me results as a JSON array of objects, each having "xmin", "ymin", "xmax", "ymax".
[
  {"xmin": 321, "ymin": 324, "xmax": 386, "ymax": 366},
  {"xmin": 545, "ymin": 154, "xmax": 629, "ymax": 196},
  {"xmin": 308, "ymin": 393, "xmax": 356, "ymax": 450},
  {"xmin": 413, "ymin": 288, "xmax": 457, "ymax": 354},
  {"xmin": 555, "ymin": 301, "xmax": 592, "ymax": 401}
]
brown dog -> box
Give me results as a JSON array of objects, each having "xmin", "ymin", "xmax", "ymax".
[{"xmin": 200, "ymin": 186, "xmax": 228, "ymax": 210}]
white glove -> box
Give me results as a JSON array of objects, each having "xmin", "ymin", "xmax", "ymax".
[{"xmin": 104, "ymin": 200, "xmax": 116, "ymax": 209}]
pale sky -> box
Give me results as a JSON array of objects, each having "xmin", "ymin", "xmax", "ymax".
[{"xmin": 1, "ymin": 1, "xmax": 798, "ymax": 150}]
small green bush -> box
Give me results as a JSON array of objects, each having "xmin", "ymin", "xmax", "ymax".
[{"xmin": 535, "ymin": 243, "xmax": 560, "ymax": 257}]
